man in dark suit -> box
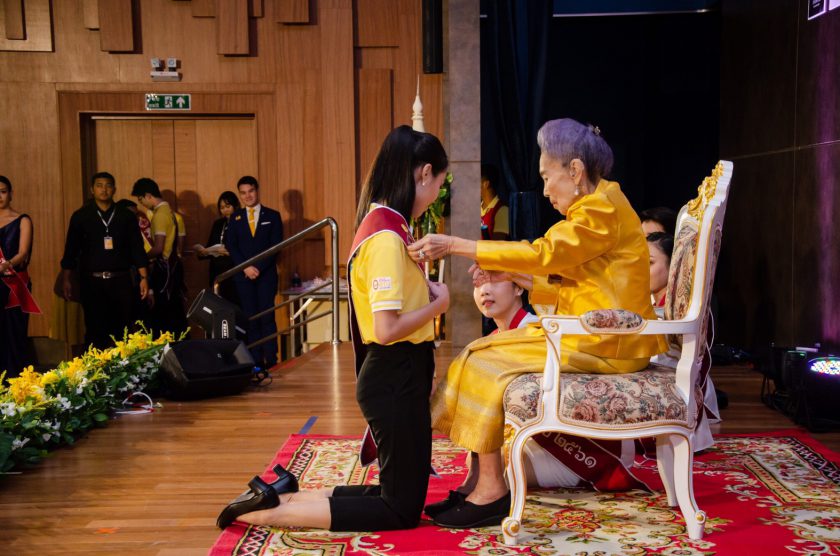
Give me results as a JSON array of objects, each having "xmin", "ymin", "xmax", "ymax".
[{"xmin": 225, "ymin": 176, "xmax": 284, "ymax": 367}]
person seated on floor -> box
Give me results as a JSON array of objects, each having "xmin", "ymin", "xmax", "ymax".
[
  {"xmin": 408, "ymin": 118, "xmax": 667, "ymax": 528},
  {"xmin": 216, "ymin": 125, "xmax": 450, "ymax": 532},
  {"xmin": 646, "ymin": 231, "xmax": 674, "ymax": 314},
  {"xmin": 639, "ymin": 206, "xmax": 677, "ymax": 237}
]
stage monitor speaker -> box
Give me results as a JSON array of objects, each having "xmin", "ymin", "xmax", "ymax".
[
  {"xmin": 187, "ymin": 289, "xmax": 246, "ymax": 340},
  {"xmin": 423, "ymin": 0, "xmax": 443, "ymax": 73},
  {"xmin": 159, "ymin": 339, "xmax": 254, "ymax": 400}
]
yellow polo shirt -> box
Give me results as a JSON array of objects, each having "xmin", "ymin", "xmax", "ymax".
[
  {"xmin": 150, "ymin": 202, "xmax": 177, "ymax": 259},
  {"xmin": 350, "ymin": 228, "xmax": 434, "ymax": 345}
]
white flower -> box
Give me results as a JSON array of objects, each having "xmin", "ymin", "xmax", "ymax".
[
  {"xmin": 1, "ymin": 402, "xmax": 16, "ymax": 417},
  {"xmin": 120, "ymin": 359, "xmax": 129, "ymax": 366},
  {"xmin": 42, "ymin": 433, "xmax": 52, "ymax": 442},
  {"xmin": 11, "ymin": 437, "xmax": 29, "ymax": 450}
]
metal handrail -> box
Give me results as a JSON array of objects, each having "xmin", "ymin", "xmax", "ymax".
[{"xmin": 213, "ymin": 217, "xmax": 340, "ymax": 350}]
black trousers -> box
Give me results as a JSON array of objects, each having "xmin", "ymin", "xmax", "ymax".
[
  {"xmin": 329, "ymin": 341, "xmax": 435, "ymax": 531},
  {"xmin": 80, "ymin": 273, "xmax": 136, "ymax": 349},
  {"xmin": 234, "ymin": 273, "xmax": 278, "ymax": 366}
]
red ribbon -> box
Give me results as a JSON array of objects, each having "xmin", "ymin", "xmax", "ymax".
[{"xmin": 0, "ymin": 245, "xmax": 41, "ymax": 314}]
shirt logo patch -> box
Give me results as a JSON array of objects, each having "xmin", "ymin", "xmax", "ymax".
[{"xmin": 372, "ymin": 277, "xmax": 392, "ymax": 291}]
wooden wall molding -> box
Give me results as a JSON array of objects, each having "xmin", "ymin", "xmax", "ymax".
[
  {"xmin": 276, "ymin": 0, "xmax": 310, "ymax": 24},
  {"xmin": 3, "ymin": 0, "xmax": 25, "ymax": 40},
  {"xmin": 97, "ymin": 0, "xmax": 135, "ymax": 52},
  {"xmin": 0, "ymin": 0, "xmax": 52, "ymax": 51}
]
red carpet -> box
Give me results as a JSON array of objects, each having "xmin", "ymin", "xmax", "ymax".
[{"xmin": 210, "ymin": 431, "xmax": 840, "ymax": 555}]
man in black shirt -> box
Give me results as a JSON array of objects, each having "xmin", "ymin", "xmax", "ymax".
[{"xmin": 61, "ymin": 172, "xmax": 149, "ymax": 349}]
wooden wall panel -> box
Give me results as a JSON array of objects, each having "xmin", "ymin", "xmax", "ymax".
[
  {"xmin": 251, "ymin": 0, "xmax": 264, "ymax": 18},
  {"xmin": 93, "ymin": 120, "xmax": 156, "ymax": 197},
  {"xmin": 98, "ymin": 0, "xmax": 135, "ymax": 52},
  {"xmin": 0, "ymin": 0, "xmax": 52, "ymax": 51},
  {"xmin": 217, "ymin": 0, "xmax": 250, "ymax": 55},
  {"xmin": 276, "ymin": 0, "xmax": 309, "ymax": 23},
  {"xmin": 192, "ymin": 0, "xmax": 216, "ymax": 17},
  {"xmin": 3, "ymin": 0, "xmax": 25, "ymax": 40},
  {"xmin": 355, "ymin": 0, "xmax": 399, "ymax": 47},
  {"xmin": 357, "ymin": 69, "xmax": 393, "ymax": 186},
  {"xmin": 320, "ymin": 0, "xmax": 356, "ymax": 260},
  {"xmin": 0, "ymin": 83, "xmax": 61, "ymax": 338},
  {"xmin": 82, "ymin": 0, "xmax": 100, "ymax": 29}
]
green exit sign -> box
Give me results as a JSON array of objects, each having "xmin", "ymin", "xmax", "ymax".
[{"xmin": 145, "ymin": 93, "xmax": 191, "ymax": 111}]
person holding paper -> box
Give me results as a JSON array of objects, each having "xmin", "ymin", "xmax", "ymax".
[{"xmin": 197, "ymin": 191, "xmax": 240, "ymax": 304}]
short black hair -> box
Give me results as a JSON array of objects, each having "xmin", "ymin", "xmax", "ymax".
[
  {"xmin": 640, "ymin": 206, "xmax": 677, "ymax": 236},
  {"xmin": 217, "ymin": 190, "xmax": 241, "ymax": 212},
  {"xmin": 131, "ymin": 177, "xmax": 162, "ymax": 198},
  {"xmin": 115, "ymin": 198, "xmax": 137, "ymax": 210},
  {"xmin": 481, "ymin": 164, "xmax": 499, "ymax": 194},
  {"xmin": 0, "ymin": 175, "xmax": 11, "ymax": 192},
  {"xmin": 91, "ymin": 171, "xmax": 115, "ymax": 187},
  {"xmin": 237, "ymin": 175, "xmax": 259, "ymax": 190},
  {"xmin": 646, "ymin": 231, "xmax": 674, "ymax": 262}
]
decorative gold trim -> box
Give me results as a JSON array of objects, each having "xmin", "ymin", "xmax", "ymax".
[{"xmin": 686, "ymin": 161, "xmax": 724, "ymax": 220}]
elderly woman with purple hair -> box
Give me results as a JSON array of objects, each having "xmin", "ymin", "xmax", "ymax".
[{"xmin": 408, "ymin": 118, "xmax": 667, "ymax": 528}]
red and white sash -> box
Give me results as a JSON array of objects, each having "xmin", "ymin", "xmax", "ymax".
[
  {"xmin": 0, "ymin": 245, "xmax": 41, "ymax": 314},
  {"xmin": 348, "ymin": 205, "xmax": 426, "ymax": 468}
]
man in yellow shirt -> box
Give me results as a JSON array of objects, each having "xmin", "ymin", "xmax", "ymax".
[{"xmin": 132, "ymin": 178, "xmax": 187, "ymax": 337}]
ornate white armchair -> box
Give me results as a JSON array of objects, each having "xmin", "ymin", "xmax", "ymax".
[{"xmin": 501, "ymin": 161, "xmax": 733, "ymax": 544}]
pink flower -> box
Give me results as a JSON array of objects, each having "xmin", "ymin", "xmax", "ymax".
[
  {"xmin": 584, "ymin": 379, "xmax": 609, "ymax": 397},
  {"xmin": 572, "ymin": 401, "xmax": 598, "ymax": 421}
]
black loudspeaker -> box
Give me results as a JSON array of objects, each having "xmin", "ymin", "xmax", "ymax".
[
  {"xmin": 159, "ymin": 339, "xmax": 254, "ymax": 400},
  {"xmin": 187, "ymin": 289, "xmax": 246, "ymax": 340},
  {"xmin": 423, "ymin": 0, "xmax": 443, "ymax": 74}
]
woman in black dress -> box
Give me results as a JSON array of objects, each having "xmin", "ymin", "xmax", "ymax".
[
  {"xmin": 197, "ymin": 191, "xmax": 240, "ymax": 304},
  {"xmin": 0, "ymin": 176, "xmax": 35, "ymax": 378}
]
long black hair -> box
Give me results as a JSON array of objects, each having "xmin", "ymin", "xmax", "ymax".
[
  {"xmin": 355, "ymin": 125, "xmax": 448, "ymax": 228},
  {"xmin": 217, "ymin": 190, "xmax": 241, "ymax": 213}
]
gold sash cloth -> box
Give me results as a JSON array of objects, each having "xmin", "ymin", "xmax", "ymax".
[
  {"xmin": 431, "ymin": 180, "xmax": 666, "ymax": 454},
  {"xmin": 431, "ymin": 325, "xmax": 648, "ymax": 454}
]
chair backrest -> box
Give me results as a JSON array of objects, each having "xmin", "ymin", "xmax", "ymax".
[{"xmin": 663, "ymin": 161, "xmax": 733, "ymax": 358}]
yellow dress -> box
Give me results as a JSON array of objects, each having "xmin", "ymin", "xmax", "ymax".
[{"xmin": 432, "ymin": 180, "xmax": 668, "ymax": 454}]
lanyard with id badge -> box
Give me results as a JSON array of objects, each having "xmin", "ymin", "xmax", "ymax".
[{"xmin": 98, "ymin": 208, "xmax": 115, "ymax": 250}]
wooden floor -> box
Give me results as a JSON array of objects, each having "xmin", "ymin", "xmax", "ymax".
[{"xmin": 1, "ymin": 342, "xmax": 837, "ymax": 555}]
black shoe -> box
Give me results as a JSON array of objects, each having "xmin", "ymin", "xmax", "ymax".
[
  {"xmin": 216, "ymin": 476, "xmax": 280, "ymax": 529},
  {"xmin": 433, "ymin": 492, "xmax": 511, "ymax": 529},
  {"xmin": 424, "ymin": 490, "xmax": 467, "ymax": 518},
  {"xmin": 266, "ymin": 464, "xmax": 299, "ymax": 495}
]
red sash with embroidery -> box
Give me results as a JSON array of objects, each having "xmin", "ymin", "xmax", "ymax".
[
  {"xmin": 348, "ymin": 206, "xmax": 429, "ymax": 468},
  {"xmin": 0, "ymin": 245, "xmax": 41, "ymax": 314}
]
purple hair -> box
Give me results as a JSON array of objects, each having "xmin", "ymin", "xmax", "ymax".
[{"xmin": 536, "ymin": 118, "xmax": 614, "ymax": 183}]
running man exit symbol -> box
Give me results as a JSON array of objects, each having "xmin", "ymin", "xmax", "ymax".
[{"xmin": 145, "ymin": 94, "xmax": 191, "ymax": 111}]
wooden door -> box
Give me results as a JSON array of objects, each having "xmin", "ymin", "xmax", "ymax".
[{"xmin": 93, "ymin": 117, "xmax": 258, "ymax": 307}]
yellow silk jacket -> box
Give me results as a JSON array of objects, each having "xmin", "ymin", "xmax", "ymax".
[{"xmin": 476, "ymin": 180, "xmax": 668, "ymax": 360}]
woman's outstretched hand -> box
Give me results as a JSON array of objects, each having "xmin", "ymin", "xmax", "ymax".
[
  {"xmin": 427, "ymin": 281, "xmax": 450, "ymax": 314},
  {"xmin": 408, "ymin": 233, "xmax": 452, "ymax": 262}
]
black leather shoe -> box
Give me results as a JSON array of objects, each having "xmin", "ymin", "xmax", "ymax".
[
  {"xmin": 424, "ymin": 490, "xmax": 467, "ymax": 518},
  {"xmin": 216, "ymin": 476, "xmax": 280, "ymax": 529},
  {"xmin": 433, "ymin": 492, "xmax": 511, "ymax": 529},
  {"xmin": 266, "ymin": 464, "xmax": 299, "ymax": 496}
]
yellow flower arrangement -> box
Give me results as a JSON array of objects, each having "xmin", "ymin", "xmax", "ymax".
[
  {"xmin": 1, "ymin": 327, "xmax": 179, "ymax": 473},
  {"xmin": 8, "ymin": 366, "xmax": 45, "ymax": 405}
]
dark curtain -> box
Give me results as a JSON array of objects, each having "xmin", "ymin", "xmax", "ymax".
[{"xmin": 481, "ymin": 0, "xmax": 555, "ymax": 241}]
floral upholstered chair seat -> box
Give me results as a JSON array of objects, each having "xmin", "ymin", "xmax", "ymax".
[{"xmin": 503, "ymin": 364, "xmax": 694, "ymax": 430}]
